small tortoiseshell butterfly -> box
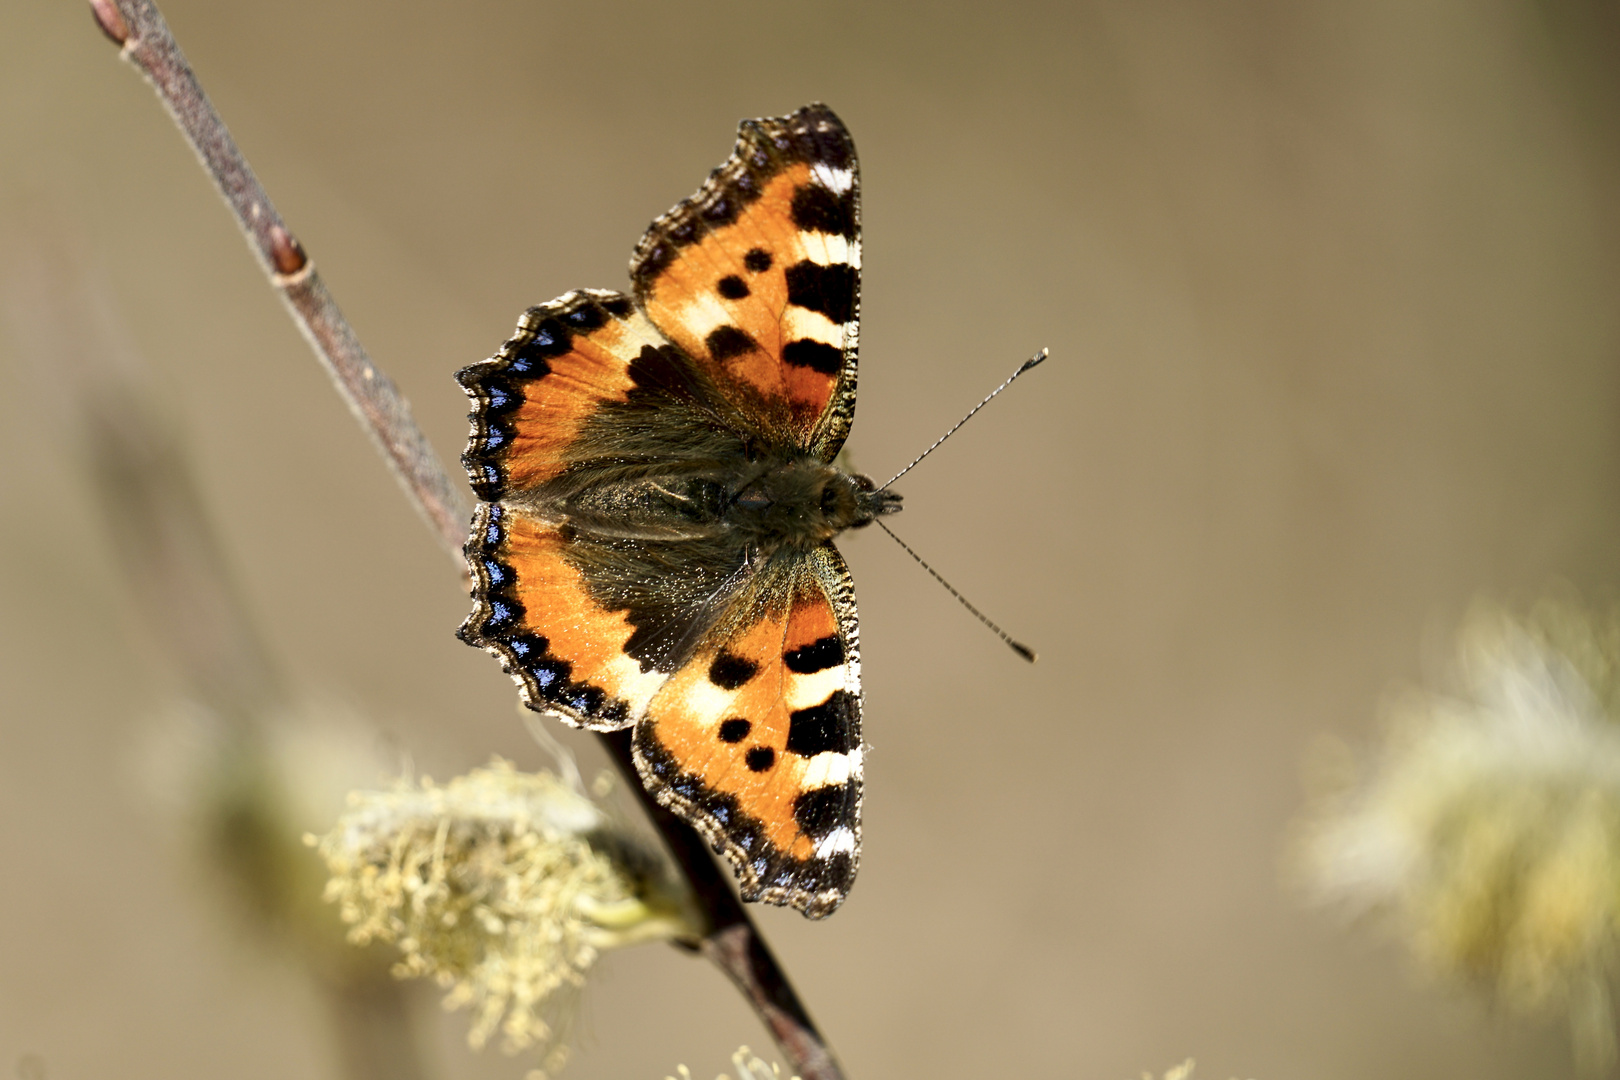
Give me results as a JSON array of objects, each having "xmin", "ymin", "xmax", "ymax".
[{"xmin": 456, "ymin": 104, "xmax": 895, "ymax": 918}]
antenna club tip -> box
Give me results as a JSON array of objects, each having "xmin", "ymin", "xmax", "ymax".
[
  {"xmin": 1010, "ymin": 641, "xmax": 1038, "ymax": 663},
  {"xmin": 1020, "ymin": 348, "xmax": 1049, "ymax": 372}
]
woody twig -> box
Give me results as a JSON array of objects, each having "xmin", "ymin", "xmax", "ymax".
[
  {"xmin": 88, "ymin": 1, "xmax": 844, "ymax": 1077},
  {"xmin": 88, "ymin": 0, "xmax": 468, "ymax": 561}
]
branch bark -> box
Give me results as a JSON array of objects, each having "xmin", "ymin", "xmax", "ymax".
[
  {"xmin": 92, "ymin": 0, "xmax": 468, "ymax": 560},
  {"xmin": 90, "ymin": 2, "xmax": 846, "ymax": 1076}
]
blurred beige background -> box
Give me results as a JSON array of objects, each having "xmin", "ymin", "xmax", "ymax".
[{"xmin": 4, "ymin": 0, "xmax": 1620, "ymax": 1077}]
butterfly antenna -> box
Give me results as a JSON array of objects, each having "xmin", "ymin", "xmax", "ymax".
[
  {"xmin": 878, "ymin": 348, "xmax": 1048, "ymax": 492},
  {"xmin": 875, "ymin": 518, "xmax": 1037, "ymax": 663}
]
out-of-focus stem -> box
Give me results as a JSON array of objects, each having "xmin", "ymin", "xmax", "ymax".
[{"xmin": 14, "ymin": 238, "xmax": 431, "ymax": 1080}]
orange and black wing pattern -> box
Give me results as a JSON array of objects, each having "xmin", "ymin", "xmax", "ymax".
[
  {"xmin": 459, "ymin": 288, "xmax": 670, "ymax": 505},
  {"xmin": 457, "ymin": 289, "xmax": 726, "ymax": 729},
  {"xmin": 630, "ymin": 103, "xmax": 860, "ymax": 459},
  {"xmin": 634, "ymin": 545, "xmax": 863, "ymax": 918},
  {"xmin": 461, "ymin": 504, "xmax": 675, "ymax": 729}
]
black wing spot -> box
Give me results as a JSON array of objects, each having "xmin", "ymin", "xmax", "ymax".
[
  {"xmin": 746, "ymin": 746, "xmax": 777, "ymax": 772},
  {"xmin": 815, "ymin": 851, "xmax": 855, "ymax": 893},
  {"xmin": 564, "ymin": 302, "xmax": 606, "ymax": 331},
  {"xmin": 701, "ymin": 195, "xmax": 740, "ymax": 227},
  {"xmin": 790, "ymin": 183, "xmax": 856, "ymax": 238},
  {"xmin": 784, "ymin": 261, "xmax": 856, "ymax": 324},
  {"xmin": 744, "ymin": 248, "xmax": 773, "ymax": 273},
  {"xmin": 705, "ymin": 325, "xmax": 756, "ymax": 362},
  {"xmin": 794, "ymin": 105, "xmax": 855, "ymax": 170},
  {"xmin": 717, "ymin": 275, "xmax": 751, "ymax": 300},
  {"xmin": 516, "ymin": 318, "xmax": 574, "ymax": 364},
  {"xmin": 718, "ymin": 718, "xmax": 752, "ymax": 743},
  {"xmin": 782, "ymin": 339, "xmax": 842, "ymax": 375},
  {"xmin": 784, "ymin": 635, "xmax": 844, "ymax": 673},
  {"xmin": 786, "ymin": 690, "xmax": 857, "ymax": 756},
  {"xmin": 793, "ymin": 781, "xmax": 854, "ymax": 838},
  {"xmin": 601, "ymin": 295, "xmax": 634, "ymax": 319},
  {"xmin": 709, "ymin": 650, "xmax": 760, "ymax": 690},
  {"xmin": 638, "ymin": 242, "xmax": 675, "ymax": 282}
]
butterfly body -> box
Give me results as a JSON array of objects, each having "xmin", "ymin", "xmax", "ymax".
[
  {"xmin": 542, "ymin": 450, "xmax": 894, "ymax": 550},
  {"xmin": 458, "ymin": 105, "xmax": 878, "ymax": 918}
]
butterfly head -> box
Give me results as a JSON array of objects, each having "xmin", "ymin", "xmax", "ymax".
[{"xmin": 848, "ymin": 471, "xmax": 903, "ymax": 525}]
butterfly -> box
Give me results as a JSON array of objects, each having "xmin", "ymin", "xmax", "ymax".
[{"xmin": 455, "ymin": 104, "xmax": 897, "ymax": 919}]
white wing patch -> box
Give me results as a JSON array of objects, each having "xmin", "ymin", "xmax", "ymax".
[{"xmin": 810, "ymin": 163, "xmax": 855, "ymax": 194}]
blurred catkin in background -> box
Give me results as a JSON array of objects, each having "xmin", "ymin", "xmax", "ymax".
[{"xmin": 1300, "ymin": 596, "xmax": 1620, "ymax": 1073}]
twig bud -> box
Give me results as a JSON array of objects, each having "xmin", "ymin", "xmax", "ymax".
[
  {"xmin": 89, "ymin": 0, "xmax": 129, "ymax": 45},
  {"xmin": 269, "ymin": 225, "xmax": 307, "ymax": 275}
]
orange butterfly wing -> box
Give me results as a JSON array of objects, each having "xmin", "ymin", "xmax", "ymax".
[
  {"xmin": 631, "ymin": 103, "xmax": 860, "ymax": 457},
  {"xmin": 459, "ymin": 288, "xmax": 668, "ymax": 502}
]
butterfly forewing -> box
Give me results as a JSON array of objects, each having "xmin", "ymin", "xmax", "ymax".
[
  {"xmin": 458, "ymin": 289, "xmax": 670, "ymax": 502},
  {"xmin": 630, "ymin": 104, "xmax": 861, "ymax": 458}
]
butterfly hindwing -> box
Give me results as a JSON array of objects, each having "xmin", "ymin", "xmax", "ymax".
[
  {"xmin": 630, "ymin": 103, "xmax": 861, "ymax": 459},
  {"xmin": 633, "ymin": 544, "xmax": 863, "ymax": 918},
  {"xmin": 460, "ymin": 504, "xmax": 675, "ymax": 729}
]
